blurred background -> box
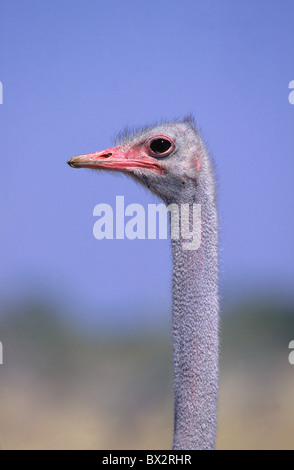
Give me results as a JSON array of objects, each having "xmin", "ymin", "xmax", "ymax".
[{"xmin": 1, "ymin": 0, "xmax": 294, "ymax": 449}]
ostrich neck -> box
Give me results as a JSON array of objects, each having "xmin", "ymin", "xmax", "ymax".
[{"xmin": 168, "ymin": 182, "xmax": 219, "ymax": 450}]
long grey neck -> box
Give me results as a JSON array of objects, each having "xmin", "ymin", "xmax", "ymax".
[{"xmin": 167, "ymin": 177, "xmax": 219, "ymax": 450}]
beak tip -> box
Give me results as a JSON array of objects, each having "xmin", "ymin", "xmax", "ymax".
[{"xmin": 67, "ymin": 158, "xmax": 77, "ymax": 168}]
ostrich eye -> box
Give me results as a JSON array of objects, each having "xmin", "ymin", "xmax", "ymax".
[
  {"xmin": 150, "ymin": 139, "xmax": 171, "ymax": 154},
  {"xmin": 147, "ymin": 136, "xmax": 175, "ymax": 156}
]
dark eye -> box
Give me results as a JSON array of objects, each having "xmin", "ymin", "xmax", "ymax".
[
  {"xmin": 147, "ymin": 136, "xmax": 175, "ymax": 157},
  {"xmin": 150, "ymin": 138, "xmax": 171, "ymax": 154}
]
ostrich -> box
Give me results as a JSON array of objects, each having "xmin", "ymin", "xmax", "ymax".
[{"xmin": 67, "ymin": 117, "xmax": 219, "ymax": 450}]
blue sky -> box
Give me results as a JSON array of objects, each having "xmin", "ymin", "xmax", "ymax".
[{"xmin": 1, "ymin": 0, "xmax": 294, "ymax": 328}]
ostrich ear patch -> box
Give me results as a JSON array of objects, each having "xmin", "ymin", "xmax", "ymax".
[
  {"xmin": 194, "ymin": 157, "xmax": 200, "ymax": 172},
  {"xmin": 184, "ymin": 153, "xmax": 200, "ymax": 179}
]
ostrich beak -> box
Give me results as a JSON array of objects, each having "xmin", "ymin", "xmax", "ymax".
[{"xmin": 67, "ymin": 146, "xmax": 164, "ymax": 174}]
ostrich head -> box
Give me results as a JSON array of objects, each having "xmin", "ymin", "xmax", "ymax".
[{"xmin": 67, "ymin": 118, "xmax": 205, "ymax": 203}]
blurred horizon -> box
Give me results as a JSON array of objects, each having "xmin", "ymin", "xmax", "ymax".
[{"xmin": 1, "ymin": 295, "xmax": 294, "ymax": 449}]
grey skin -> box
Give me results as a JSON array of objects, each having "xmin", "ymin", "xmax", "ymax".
[{"xmin": 68, "ymin": 117, "xmax": 219, "ymax": 450}]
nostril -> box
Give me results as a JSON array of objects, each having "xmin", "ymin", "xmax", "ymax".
[{"xmin": 98, "ymin": 153, "xmax": 112, "ymax": 159}]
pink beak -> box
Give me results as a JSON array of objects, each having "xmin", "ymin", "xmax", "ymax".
[{"xmin": 67, "ymin": 146, "xmax": 165, "ymax": 174}]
